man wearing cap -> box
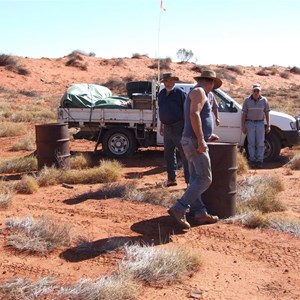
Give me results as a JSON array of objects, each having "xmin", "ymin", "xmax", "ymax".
[
  {"xmin": 158, "ymin": 73, "xmax": 189, "ymax": 187},
  {"xmin": 241, "ymin": 84, "xmax": 270, "ymax": 169},
  {"xmin": 167, "ymin": 70, "xmax": 221, "ymax": 229}
]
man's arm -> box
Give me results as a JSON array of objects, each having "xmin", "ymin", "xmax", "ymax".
[
  {"xmin": 189, "ymin": 88, "xmax": 207, "ymax": 152},
  {"xmin": 265, "ymin": 111, "xmax": 271, "ymax": 133},
  {"xmin": 241, "ymin": 111, "xmax": 247, "ymax": 134}
]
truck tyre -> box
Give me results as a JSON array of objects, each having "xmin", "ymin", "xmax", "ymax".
[
  {"xmin": 244, "ymin": 131, "xmax": 281, "ymax": 162},
  {"xmin": 102, "ymin": 128, "xmax": 137, "ymax": 158},
  {"xmin": 264, "ymin": 131, "xmax": 281, "ymax": 162}
]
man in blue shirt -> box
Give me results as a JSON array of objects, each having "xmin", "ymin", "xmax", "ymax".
[{"xmin": 158, "ymin": 73, "xmax": 189, "ymax": 187}]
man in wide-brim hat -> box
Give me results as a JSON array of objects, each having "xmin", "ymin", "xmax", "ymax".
[
  {"xmin": 160, "ymin": 72, "xmax": 179, "ymax": 82},
  {"xmin": 193, "ymin": 70, "xmax": 222, "ymax": 89},
  {"xmin": 167, "ymin": 70, "xmax": 221, "ymax": 229}
]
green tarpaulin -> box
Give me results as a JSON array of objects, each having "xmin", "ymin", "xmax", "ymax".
[{"xmin": 60, "ymin": 83, "xmax": 130, "ymax": 108}]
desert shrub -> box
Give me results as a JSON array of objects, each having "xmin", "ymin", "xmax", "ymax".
[
  {"xmin": 0, "ymin": 121, "xmax": 26, "ymax": 137},
  {"xmin": 123, "ymin": 75, "xmax": 134, "ymax": 82},
  {"xmin": 120, "ymin": 244, "xmax": 201, "ymax": 285},
  {"xmin": 0, "ymin": 85, "xmax": 7, "ymax": 93},
  {"xmin": 68, "ymin": 49, "xmax": 89, "ymax": 56},
  {"xmin": 5, "ymin": 215, "xmax": 72, "ymax": 254},
  {"xmin": 256, "ymin": 68, "xmax": 269, "ymax": 76},
  {"xmin": 0, "ymin": 156, "xmax": 37, "ymax": 173},
  {"xmin": 216, "ymin": 69, "xmax": 237, "ymax": 82},
  {"xmin": 280, "ymin": 72, "xmax": 290, "ymax": 79},
  {"xmin": 290, "ymin": 66, "xmax": 300, "ymax": 74},
  {"xmin": 190, "ymin": 64, "xmax": 203, "ymax": 73},
  {"xmin": 0, "ymin": 54, "xmax": 17, "ymax": 66},
  {"xmin": 65, "ymin": 53, "xmax": 88, "ymax": 71},
  {"xmin": 176, "ymin": 48, "xmax": 194, "ymax": 63},
  {"xmin": 18, "ymin": 89, "xmax": 38, "ymax": 97},
  {"xmin": 104, "ymin": 78, "xmax": 126, "ymax": 93},
  {"xmin": 14, "ymin": 174, "xmax": 39, "ymax": 194},
  {"xmin": 226, "ymin": 66, "xmax": 243, "ymax": 75},
  {"xmin": 132, "ymin": 53, "xmax": 143, "ymax": 59},
  {"xmin": 149, "ymin": 57, "xmax": 172, "ymax": 70}
]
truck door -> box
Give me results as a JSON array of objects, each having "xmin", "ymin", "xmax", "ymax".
[{"xmin": 212, "ymin": 89, "xmax": 243, "ymax": 145}]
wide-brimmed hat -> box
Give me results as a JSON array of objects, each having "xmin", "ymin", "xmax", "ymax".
[
  {"xmin": 252, "ymin": 83, "xmax": 261, "ymax": 91},
  {"xmin": 193, "ymin": 70, "xmax": 222, "ymax": 89},
  {"xmin": 160, "ymin": 73, "xmax": 179, "ymax": 82}
]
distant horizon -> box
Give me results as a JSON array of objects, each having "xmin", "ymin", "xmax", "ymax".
[
  {"xmin": 1, "ymin": 0, "xmax": 299, "ymax": 67},
  {"xmin": 3, "ymin": 51, "xmax": 298, "ymax": 69}
]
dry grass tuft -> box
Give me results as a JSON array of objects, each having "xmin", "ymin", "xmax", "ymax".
[
  {"xmin": 58, "ymin": 272, "xmax": 139, "ymax": 300},
  {"xmin": 226, "ymin": 210, "xmax": 267, "ymax": 228},
  {"xmin": 286, "ymin": 153, "xmax": 300, "ymax": 170},
  {"xmin": 0, "ymin": 156, "xmax": 37, "ymax": 173},
  {"xmin": 125, "ymin": 187, "xmax": 181, "ymax": 208},
  {"xmin": 265, "ymin": 215, "xmax": 300, "ymax": 236},
  {"xmin": 0, "ymin": 121, "xmax": 26, "ymax": 137},
  {"xmin": 237, "ymin": 174, "xmax": 285, "ymax": 214},
  {"xmin": 70, "ymin": 153, "xmax": 92, "ymax": 169},
  {"xmin": 5, "ymin": 215, "xmax": 72, "ymax": 254},
  {"xmin": 0, "ymin": 276, "xmax": 55, "ymax": 300},
  {"xmin": 120, "ymin": 244, "xmax": 201, "ymax": 286},
  {"xmin": 98, "ymin": 181, "xmax": 139, "ymax": 199},
  {"xmin": 10, "ymin": 134, "xmax": 35, "ymax": 151},
  {"xmin": 14, "ymin": 174, "xmax": 39, "ymax": 194},
  {"xmin": 63, "ymin": 159, "xmax": 123, "ymax": 184},
  {"xmin": 36, "ymin": 165, "xmax": 63, "ymax": 187},
  {"xmin": 0, "ymin": 183, "xmax": 14, "ymax": 209},
  {"xmin": 237, "ymin": 151, "xmax": 249, "ymax": 175}
]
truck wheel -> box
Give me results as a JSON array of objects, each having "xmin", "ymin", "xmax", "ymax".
[
  {"xmin": 264, "ymin": 132, "xmax": 281, "ymax": 162},
  {"xmin": 102, "ymin": 128, "xmax": 137, "ymax": 158}
]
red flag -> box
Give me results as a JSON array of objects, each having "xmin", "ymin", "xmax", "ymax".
[{"xmin": 160, "ymin": 0, "xmax": 166, "ymax": 11}]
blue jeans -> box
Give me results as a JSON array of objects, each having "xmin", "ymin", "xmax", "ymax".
[
  {"xmin": 173, "ymin": 136, "xmax": 212, "ymax": 216},
  {"xmin": 246, "ymin": 120, "xmax": 265, "ymax": 162},
  {"xmin": 163, "ymin": 122, "xmax": 189, "ymax": 184}
]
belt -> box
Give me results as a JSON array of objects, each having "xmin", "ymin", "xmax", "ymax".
[{"xmin": 246, "ymin": 119, "xmax": 264, "ymax": 122}]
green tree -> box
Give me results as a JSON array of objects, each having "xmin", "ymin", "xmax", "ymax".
[{"xmin": 176, "ymin": 48, "xmax": 194, "ymax": 62}]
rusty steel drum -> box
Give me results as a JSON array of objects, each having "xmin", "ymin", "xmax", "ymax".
[
  {"xmin": 35, "ymin": 123, "xmax": 70, "ymax": 170},
  {"xmin": 202, "ymin": 142, "xmax": 238, "ymax": 218}
]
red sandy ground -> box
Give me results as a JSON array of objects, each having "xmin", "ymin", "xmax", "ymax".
[{"xmin": 0, "ymin": 55, "xmax": 299, "ymax": 299}]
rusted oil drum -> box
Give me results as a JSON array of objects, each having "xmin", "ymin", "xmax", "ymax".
[
  {"xmin": 35, "ymin": 123, "xmax": 70, "ymax": 170},
  {"xmin": 202, "ymin": 142, "xmax": 237, "ymax": 218}
]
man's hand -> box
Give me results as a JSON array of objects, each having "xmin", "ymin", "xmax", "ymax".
[
  {"xmin": 197, "ymin": 139, "xmax": 207, "ymax": 153},
  {"xmin": 207, "ymin": 133, "xmax": 219, "ymax": 142}
]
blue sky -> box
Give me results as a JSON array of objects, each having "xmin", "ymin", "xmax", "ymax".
[{"xmin": 1, "ymin": 0, "xmax": 299, "ymax": 67}]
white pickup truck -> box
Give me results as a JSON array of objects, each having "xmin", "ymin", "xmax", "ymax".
[{"xmin": 57, "ymin": 81, "xmax": 300, "ymax": 161}]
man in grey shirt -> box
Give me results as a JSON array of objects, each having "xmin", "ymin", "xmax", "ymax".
[{"xmin": 241, "ymin": 84, "xmax": 271, "ymax": 168}]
